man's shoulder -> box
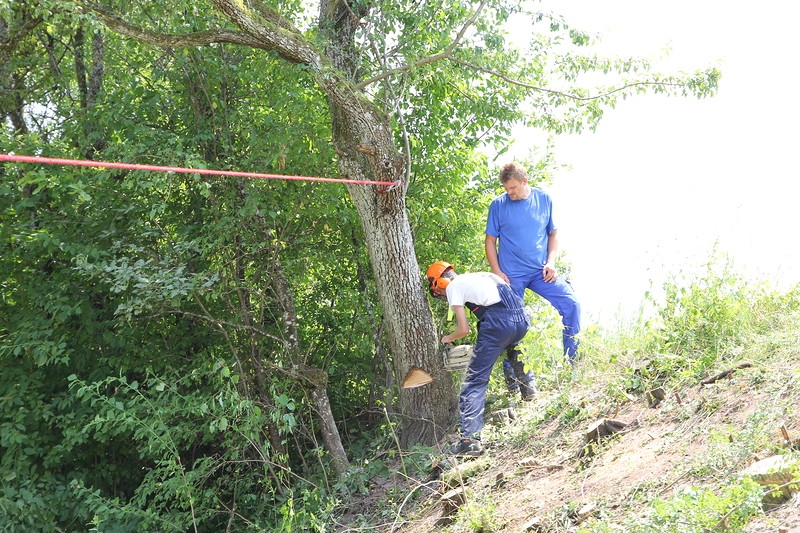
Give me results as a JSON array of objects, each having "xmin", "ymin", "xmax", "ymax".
[
  {"xmin": 530, "ymin": 187, "xmax": 553, "ymax": 200},
  {"xmin": 489, "ymin": 193, "xmax": 515, "ymax": 212},
  {"xmin": 490, "ymin": 192, "xmax": 509, "ymax": 204}
]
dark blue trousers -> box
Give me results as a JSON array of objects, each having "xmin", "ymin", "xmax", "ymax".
[{"xmin": 459, "ymin": 285, "xmax": 529, "ymax": 438}]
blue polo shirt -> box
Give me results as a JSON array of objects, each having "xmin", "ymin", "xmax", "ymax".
[{"xmin": 485, "ymin": 187, "xmax": 556, "ymax": 278}]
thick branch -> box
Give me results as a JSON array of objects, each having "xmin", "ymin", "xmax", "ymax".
[
  {"xmin": 81, "ymin": 4, "xmax": 261, "ymax": 47},
  {"xmin": 208, "ymin": 0, "xmax": 319, "ymax": 65},
  {"xmin": 0, "ymin": 14, "xmax": 44, "ymax": 65},
  {"xmin": 79, "ymin": 1, "xmax": 320, "ymax": 66}
]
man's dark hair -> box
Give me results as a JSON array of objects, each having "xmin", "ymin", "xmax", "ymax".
[{"xmin": 499, "ymin": 162, "xmax": 528, "ymax": 184}]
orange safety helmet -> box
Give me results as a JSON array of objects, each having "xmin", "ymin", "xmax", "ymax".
[{"xmin": 426, "ymin": 261, "xmax": 455, "ymax": 298}]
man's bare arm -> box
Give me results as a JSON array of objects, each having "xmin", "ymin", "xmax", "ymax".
[{"xmin": 485, "ymin": 234, "xmax": 510, "ymax": 284}]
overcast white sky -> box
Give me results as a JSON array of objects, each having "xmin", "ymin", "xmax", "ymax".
[{"xmin": 506, "ymin": 0, "xmax": 800, "ymax": 328}]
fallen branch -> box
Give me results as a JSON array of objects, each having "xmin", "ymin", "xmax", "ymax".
[{"xmin": 699, "ymin": 363, "xmax": 753, "ymax": 386}]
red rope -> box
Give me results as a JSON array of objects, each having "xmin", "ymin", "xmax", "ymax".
[{"xmin": 0, "ymin": 153, "xmax": 401, "ymax": 189}]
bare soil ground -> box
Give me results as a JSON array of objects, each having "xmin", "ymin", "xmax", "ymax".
[{"xmin": 335, "ymin": 359, "xmax": 800, "ymax": 532}]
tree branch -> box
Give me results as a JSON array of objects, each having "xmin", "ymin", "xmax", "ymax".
[
  {"xmin": 699, "ymin": 363, "xmax": 753, "ymax": 386},
  {"xmin": 354, "ymin": 0, "xmax": 488, "ymax": 90},
  {"xmin": 354, "ymin": 0, "xmax": 684, "ymax": 102},
  {"xmin": 447, "ymin": 56, "xmax": 685, "ymax": 101},
  {"xmin": 79, "ymin": 1, "xmax": 320, "ymax": 66},
  {"xmin": 208, "ymin": 0, "xmax": 318, "ymax": 65},
  {"xmin": 178, "ymin": 310, "xmax": 289, "ymax": 348},
  {"xmin": 80, "ymin": 3, "xmax": 262, "ymax": 48}
]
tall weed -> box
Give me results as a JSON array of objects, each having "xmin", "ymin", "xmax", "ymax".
[{"xmin": 643, "ymin": 253, "xmax": 795, "ymax": 383}]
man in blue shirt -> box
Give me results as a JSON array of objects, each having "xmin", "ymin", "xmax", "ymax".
[{"xmin": 485, "ymin": 162, "xmax": 582, "ymax": 367}]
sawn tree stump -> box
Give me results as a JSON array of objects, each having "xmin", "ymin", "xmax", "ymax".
[{"xmin": 579, "ymin": 418, "xmax": 638, "ymax": 458}]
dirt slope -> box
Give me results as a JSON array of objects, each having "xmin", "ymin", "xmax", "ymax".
[{"xmin": 336, "ymin": 356, "xmax": 800, "ymax": 532}]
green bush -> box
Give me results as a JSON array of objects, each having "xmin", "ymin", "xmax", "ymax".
[{"xmin": 643, "ymin": 254, "xmax": 796, "ymax": 385}]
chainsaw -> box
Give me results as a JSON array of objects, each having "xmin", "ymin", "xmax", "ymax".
[
  {"xmin": 401, "ymin": 343, "xmax": 473, "ymax": 388},
  {"xmin": 442, "ymin": 343, "xmax": 473, "ymax": 371}
]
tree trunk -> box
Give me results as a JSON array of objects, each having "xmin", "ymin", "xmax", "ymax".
[
  {"xmin": 319, "ymin": 0, "xmax": 458, "ymax": 447},
  {"xmin": 306, "ymin": 369, "xmax": 349, "ymax": 477},
  {"xmin": 265, "ymin": 230, "xmax": 350, "ymax": 475},
  {"xmin": 346, "ymin": 175, "xmax": 459, "ymax": 446}
]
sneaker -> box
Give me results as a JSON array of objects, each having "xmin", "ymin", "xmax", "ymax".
[{"xmin": 448, "ymin": 438, "xmax": 483, "ymax": 457}]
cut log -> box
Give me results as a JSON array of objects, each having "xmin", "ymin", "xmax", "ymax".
[
  {"xmin": 441, "ymin": 456, "xmax": 491, "ymax": 486},
  {"xmin": 401, "ymin": 366, "xmax": 433, "ymax": 389},
  {"xmin": 516, "ymin": 456, "xmax": 564, "ymax": 474}
]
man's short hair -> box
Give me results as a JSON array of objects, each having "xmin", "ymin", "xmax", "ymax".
[{"xmin": 499, "ymin": 162, "xmax": 528, "ymax": 183}]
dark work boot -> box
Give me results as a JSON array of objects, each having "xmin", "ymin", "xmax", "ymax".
[
  {"xmin": 507, "ymin": 347, "xmax": 538, "ymax": 401},
  {"xmin": 518, "ymin": 374, "xmax": 538, "ymax": 401},
  {"xmin": 502, "ymin": 358, "xmax": 519, "ymax": 394}
]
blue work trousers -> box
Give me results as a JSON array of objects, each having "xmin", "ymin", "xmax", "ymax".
[
  {"xmin": 508, "ymin": 274, "xmax": 581, "ymax": 363},
  {"xmin": 460, "ymin": 286, "xmax": 529, "ymax": 439}
]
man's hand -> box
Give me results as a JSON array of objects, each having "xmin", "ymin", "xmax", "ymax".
[
  {"xmin": 542, "ymin": 263, "xmax": 558, "ymax": 283},
  {"xmin": 494, "ymin": 270, "xmax": 510, "ymax": 284}
]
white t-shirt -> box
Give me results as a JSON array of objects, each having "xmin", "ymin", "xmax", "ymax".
[{"xmin": 445, "ymin": 273, "xmax": 505, "ymax": 307}]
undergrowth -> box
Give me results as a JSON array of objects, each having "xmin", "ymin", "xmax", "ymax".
[{"xmin": 335, "ymin": 255, "xmax": 800, "ymax": 533}]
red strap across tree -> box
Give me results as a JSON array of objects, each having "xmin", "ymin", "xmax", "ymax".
[{"xmin": 0, "ymin": 153, "xmax": 401, "ymax": 190}]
